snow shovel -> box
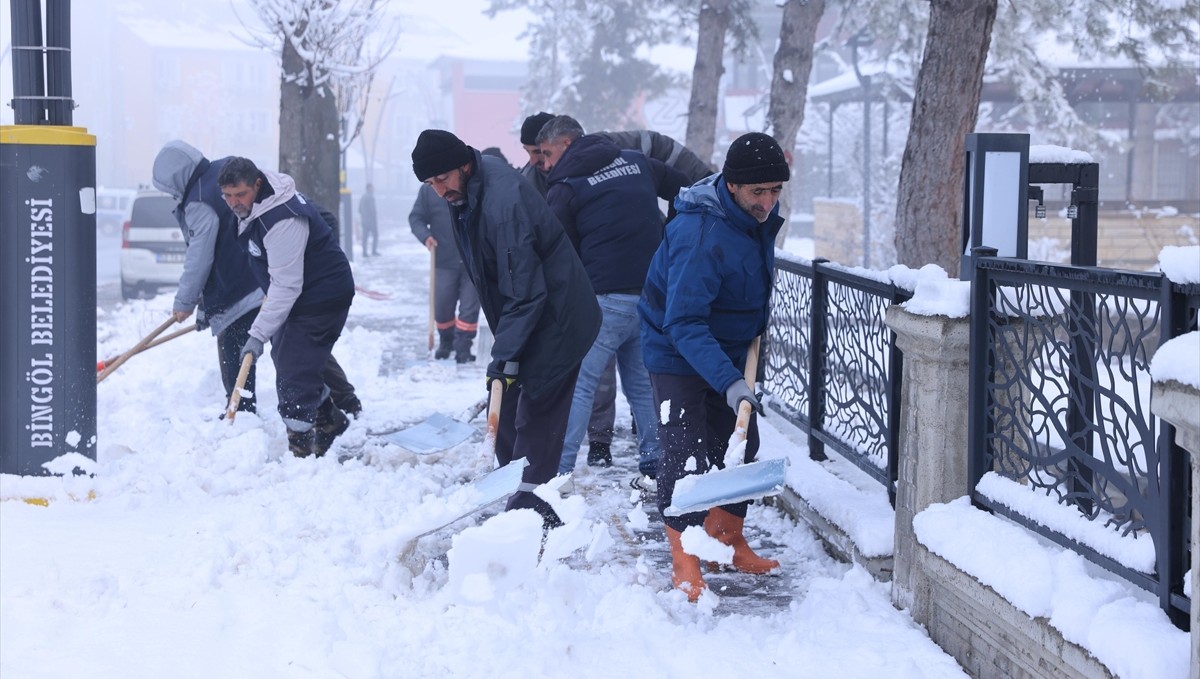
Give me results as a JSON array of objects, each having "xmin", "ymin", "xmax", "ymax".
[
  {"xmin": 392, "ymin": 379, "xmax": 524, "ymax": 564},
  {"xmin": 664, "ymin": 336, "xmax": 789, "ymax": 516},
  {"xmin": 380, "ymin": 396, "xmax": 488, "ymax": 454},
  {"xmin": 224, "ymin": 353, "xmax": 255, "ymax": 422},
  {"xmin": 96, "ymin": 323, "xmax": 196, "ymax": 373},
  {"xmin": 96, "ymin": 317, "xmax": 178, "ymax": 383}
]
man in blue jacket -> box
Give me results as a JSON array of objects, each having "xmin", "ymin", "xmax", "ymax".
[
  {"xmin": 638, "ymin": 132, "xmax": 789, "ymax": 600},
  {"xmin": 218, "ymin": 157, "xmax": 356, "ymax": 459},
  {"xmin": 536, "ymin": 115, "xmax": 688, "ymax": 486},
  {"xmin": 411, "ymin": 129, "xmax": 600, "ymax": 528}
]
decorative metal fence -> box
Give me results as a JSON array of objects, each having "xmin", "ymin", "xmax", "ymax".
[
  {"xmin": 968, "ymin": 249, "xmax": 1200, "ymax": 626},
  {"xmin": 764, "ymin": 256, "xmax": 910, "ymax": 499}
]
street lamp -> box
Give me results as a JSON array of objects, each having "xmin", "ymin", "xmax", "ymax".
[{"xmin": 848, "ymin": 28, "xmax": 874, "ymax": 268}]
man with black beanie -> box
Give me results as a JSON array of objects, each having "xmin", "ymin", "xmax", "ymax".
[
  {"xmin": 411, "ymin": 129, "xmax": 601, "ymax": 528},
  {"xmin": 638, "ymin": 131, "xmax": 789, "ymax": 601},
  {"xmin": 518, "ymin": 111, "xmax": 556, "ymax": 196}
]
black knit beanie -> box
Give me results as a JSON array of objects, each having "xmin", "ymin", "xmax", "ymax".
[
  {"xmin": 722, "ymin": 132, "xmax": 790, "ymax": 185},
  {"xmin": 412, "ymin": 129, "xmax": 473, "ymax": 182},
  {"xmin": 520, "ymin": 112, "xmax": 555, "ymax": 145}
]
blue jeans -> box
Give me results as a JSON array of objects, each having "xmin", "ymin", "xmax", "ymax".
[{"xmin": 558, "ymin": 294, "xmax": 661, "ymax": 476}]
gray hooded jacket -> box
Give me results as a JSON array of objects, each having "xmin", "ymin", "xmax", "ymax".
[{"xmin": 151, "ymin": 140, "xmax": 263, "ymax": 336}]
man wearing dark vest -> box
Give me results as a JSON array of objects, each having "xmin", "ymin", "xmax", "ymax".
[
  {"xmin": 152, "ymin": 140, "xmax": 264, "ymax": 416},
  {"xmin": 217, "ymin": 157, "xmax": 356, "ymax": 458}
]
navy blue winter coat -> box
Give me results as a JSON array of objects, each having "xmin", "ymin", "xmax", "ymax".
[
  {"xmin": 638, "ymin": 174, "xmax": 783, "ymax": 393},
  {"xmin": 544, "ymin": 134, "xmax": 688, "ymax": 294}
]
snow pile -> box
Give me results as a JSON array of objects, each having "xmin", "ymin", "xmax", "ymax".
[
  {"xmin": 890, "ymin": 264, "xmax": 970, "ymax": 318},
  {"xmin": 1158, "ymin": 245, "xmax": 1200, "ymax": 284},
  {"xmin": 915, "ymin": 498, "xmax": 1189, "ymax": 679},
  {"xmin": 1151, "ymin": 331, "xmax": 1200, "ymax": 390}
]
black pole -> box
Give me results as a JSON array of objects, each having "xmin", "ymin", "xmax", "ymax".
[
  {"xmin": 2, "ymin": 0, "xmax": 98, "ymax": 477},
  {"xmin": 9, "ymin": 0, "xmax": 46, "ymax": 124},
  {"xmin": 45, "ymin": 0, "xmax": 74, "ymax": 125}
]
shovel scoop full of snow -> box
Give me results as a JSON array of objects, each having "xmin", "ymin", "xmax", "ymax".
[{"xmin": 663, "ymin": 458, "xmax": 788, "ymax": 517}]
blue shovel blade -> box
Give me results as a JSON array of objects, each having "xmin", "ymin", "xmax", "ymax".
[
  {"xmin": 664, "ymin": 458, "xmax": 789, "ymax": 517},
  {"xmin": 383, "ymin": 412, "xmax": 475, "ymax": 454}
]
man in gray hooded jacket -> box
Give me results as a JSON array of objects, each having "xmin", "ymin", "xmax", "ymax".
[{"xmin": 152, "ymin": 140, "xmax": 264, "ymax": 415}]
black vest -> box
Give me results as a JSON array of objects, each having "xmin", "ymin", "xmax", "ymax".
[
  {"xmin": 238, "ymin": 191, "xmax": 354, "ymax": 314},
  {"xmin": 176, "ymin": 157, "xmax": 259, "ymax": 316}
]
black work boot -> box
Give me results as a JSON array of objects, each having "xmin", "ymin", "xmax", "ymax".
[
  {"xmin": 434, "ymin": 328, "xmax": 454, "ymax": 360},
  {"xmin": 314, "ymin": 397, "xmax": 350, "ymax": 456},
  {"xmin": 586, "ymin": 441, "xmax": 613, "ymax": 467},
  {"xmin": 453, "ymin": 330, "xmax": 477, "ymax": 364},
  {"xmin": 334, "ymin": 393, "xmax": 363, "ymax": 418},
  {"xmin": 287, "ymin": 428, "xmax": 318, "ymax": 458}
]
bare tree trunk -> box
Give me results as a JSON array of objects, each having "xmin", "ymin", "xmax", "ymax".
[
  {"xmin": 685, "ymin": 0, "xmax": 732, "ymax": 166},
  {"xmin": 893, "ymin": 0, "xmax": 997, "ymax": 272},
  {"xmin": 278, "ymin": 39, "xmax": 341, "ymax": 217},
  {"xmin": 767, "ymin": 0, "xmax": 826, "ymax": 245}
]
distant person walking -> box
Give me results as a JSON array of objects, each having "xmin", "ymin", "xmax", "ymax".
[
  {"xmin": 411, "ymin": 129, "xmax": 600, "ymax": 527},
  {"xmin": 639, "ymin": 132, "xmax": 790, "ymax": 600},
  {"xmin": 151, "ymin": 140, "xmax": 263, "ymax": 416},
  {"xmin": 360, "ymin": 183, "xmax": 379, "ymax": 257}
]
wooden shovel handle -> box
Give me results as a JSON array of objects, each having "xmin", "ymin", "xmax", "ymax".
[
  {"xmin": 482, "ymin": 377, "xmax": 505, "ymax": 455},
  {"xmin": 428, "ymin": 247, "xmax": 437, "ymax": 352},
  {"xmin": 225, "ymin": 353, "xmax": 255, "ymax": 422},
  {"xmin": 97, "ymin": 317, "xmax": 178, "ymax": 383},
  {"xmin": 98, "ymin": 323, "xmax": 198, "ymax": 372},
  {"xmin": 730, "ymin": 336, "xmax": 762, "ymax": 452}
]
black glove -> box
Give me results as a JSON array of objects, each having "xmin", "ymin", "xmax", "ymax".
[
  {"xmin": 241, "ymin": 336, "xmax": 264, "ymax": 361},
  {"xmin": 486, "ymin": 359, "xmax": 519, "ymax": 391},
  {"xmin": 724, "ymin": 379, "xmax": 763, "ymax": 416},
  {"xmin": 195, "ymin": 309, "xmax": 210, "ymax": 332}
]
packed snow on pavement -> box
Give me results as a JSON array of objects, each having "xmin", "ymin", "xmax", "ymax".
[{"xmin": 0, "ymin": 232, "xmax": 967, "ymax": 678}]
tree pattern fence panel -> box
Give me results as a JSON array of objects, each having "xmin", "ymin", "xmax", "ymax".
[
  {"xmin": 764, "ymin": 258, "xmax": 813, "ymax": 426},
  {"xmin": 765, "ymin": 257, "xmax": 908, "ymax": 493},
  {"xmin": 969, "ymin": 255, "xmax": 1198, "ymax": 626}
]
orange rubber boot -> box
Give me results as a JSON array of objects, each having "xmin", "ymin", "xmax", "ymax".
[
  {"xmin": 704, "ymin": 507, "xmax": 780, "ymax": 574},
  {"xmin": 665, "ymin": 526, "xmax": 707, "ymax": 601}
]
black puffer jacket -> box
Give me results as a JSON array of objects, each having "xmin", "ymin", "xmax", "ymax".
[{"xmin": 450, "ymin": 150, "xmax": 601, "ymax": 398}]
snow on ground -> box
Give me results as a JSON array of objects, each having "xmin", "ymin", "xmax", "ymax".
[{"xmin": 0, "ymin": 231, "xmax": 967, "ymax": 679}]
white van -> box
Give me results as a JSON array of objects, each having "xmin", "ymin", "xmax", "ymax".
[
  {"xmin": 119, "ymin": 189, "xmax": 186, "ymax": 300},
  {"xmin": 96, "ymin": 187, "xmax": 137, "ymax": 236}
]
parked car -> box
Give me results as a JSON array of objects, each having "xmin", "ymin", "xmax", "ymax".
[
  {"xmin": 96, "ymin": 187, "xmax": 136, "ymax": 237},
  {"xmin": 119, "ymin": 189, "xmax": 185, "ymax": 300}
]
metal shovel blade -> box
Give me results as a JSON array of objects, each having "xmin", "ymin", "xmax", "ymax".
[
  {"xmin": 413, "ymin": 457, "xmax": 529, "ymax": 540},
  {"xmin": 383, "ymin": 412, "xmax": 476, "ymax": 454},
  {"xmin": 663, "ymin": 458, "xmax": 789, "ymax": 517}
]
